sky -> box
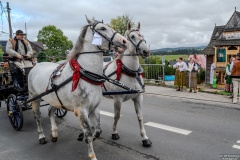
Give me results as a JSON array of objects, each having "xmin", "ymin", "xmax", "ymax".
[{"xmin": 0, "ymin": 0, "xmax": 239, "ymax": 49}]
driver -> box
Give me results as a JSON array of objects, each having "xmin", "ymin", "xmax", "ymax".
[{"xmin": 6, "ymin": 29, "xmax": 33, "ymax": 69}]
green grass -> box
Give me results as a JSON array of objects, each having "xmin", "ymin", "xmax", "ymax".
[{"xmin": 158, "ymin": 55, "xmax": 189, "ymax": 61}]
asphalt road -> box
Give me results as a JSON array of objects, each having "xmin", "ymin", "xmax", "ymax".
[{"xmin": 1, "ymin": 93, "xmax": 240, "ymax": 160}]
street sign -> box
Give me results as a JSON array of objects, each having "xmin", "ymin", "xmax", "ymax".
[{"xmin": 162, "ymin": 56, "xmax": 166, "ymax": 65}]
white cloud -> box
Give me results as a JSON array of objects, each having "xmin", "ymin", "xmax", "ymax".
[{"xmin": 0, "ymin": 0, "xmax": 239, "ymax": 49}]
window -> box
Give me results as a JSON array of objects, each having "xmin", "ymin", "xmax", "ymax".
[
  {"xmin": 227, "ymin": 33, "xmax": 231, "ymax": 38},
  {"xmin": 231, "ymin": 33, "xmax": 234, "ymax": 38}
]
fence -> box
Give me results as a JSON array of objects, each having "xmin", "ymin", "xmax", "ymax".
[{"xmin": 140, "ymin": 64, "xmax": 163, "ymax": 83}]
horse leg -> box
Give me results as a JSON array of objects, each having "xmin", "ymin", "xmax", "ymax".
[
  {"xmin": 78, "ymin": 108, "xmax": 97, "ymax": 160},
  {"xmin": 112, "ymin": 99, "xmax": 122, "ymax": 140},
  {"xmin": 32, "ymin": 98, "xmax": 47, "ymax": 144},
  {"xmin": 133, "ymin": 95, "xmax": 152, "ymax": 147},
  {"xmin": 48, "ymin": 106, "xmax": 58, "ymax": 142},
  {"xmin": 90, "ymin": 108, "xmax": 102, "ymax": 141}
]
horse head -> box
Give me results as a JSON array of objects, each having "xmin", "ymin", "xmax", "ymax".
[
  {"xmin": 124, "ymin": 22, "xmax": 149, "ymax": 59},
  {"xmin": 86, "ymin": 16, "xmax": 127, "ymax": 54}
]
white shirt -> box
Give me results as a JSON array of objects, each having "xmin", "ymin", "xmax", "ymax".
[
  {"xmin": 230, "ymin": 61, "xmax": 234, "ymax": 72},
  {"xmin": 187, "ymin": 62, "xmax": 198, "ymax": 72},
  {"xmin": 173, "ymin": 61, "xmax": 187, "ymax": 72}
]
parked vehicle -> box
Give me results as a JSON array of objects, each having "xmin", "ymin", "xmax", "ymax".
[{"xmin": 103, "ymin": 56, "xmax": 113, "ymax": 66}]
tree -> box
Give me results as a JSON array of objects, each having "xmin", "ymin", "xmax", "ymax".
[
  {"xmin": 37, "ymin": 25, "xmax": 73, "ymax": 58},
  {"xmin": 37, "ymin": 51, "xmax": 47, "ymax": 62},
  {"xmin": 0, "ymin": 45, "xmax": 3, "ymax": 62},
  {"xmin": 108, "ymin": 14, "xmax": 134, "ymax": 35}
]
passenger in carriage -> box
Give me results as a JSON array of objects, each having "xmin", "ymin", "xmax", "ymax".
[{"xmin": 6, "ymin": 30, "xmax": 33, "ymax": 89}]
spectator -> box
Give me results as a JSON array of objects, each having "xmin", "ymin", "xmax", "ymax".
[
  {"xmin": 225, "ymin": 57, "xmax": 235, "ymax": 97},
  {"xmin": 173, "ymin": 57, "xmax": 187, "ymax": 91},
  {"xmin": 186, "ymin": 57, "xmax": 198, "ymax": 93},
  {"xmin": 230, "ymin": 53, "xmax": 240, "ymax": 103}
]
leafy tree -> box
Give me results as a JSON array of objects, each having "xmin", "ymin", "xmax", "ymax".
[
  {"xmin": 108, "ymin": 14, "xmax": 134, "ymax": 35},
  {"xmin": 37, "ymin": 25, "xmax": 73, "ymax": 58},
  {"xmin": 37, "ymin": 51, "xmax": 47, "ymax": 62},
  {"xmin": 0, "ymin": 45, "xmax": 3, "ymax": 62}
]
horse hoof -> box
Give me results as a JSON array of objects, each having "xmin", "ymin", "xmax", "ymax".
[
  {"xmin": 39, "ymin": 138, "xmax": 47, "ymax": 144},
  {"xmin": 94, "ymin": 131, "xmax": 101, "ymax": 140},
  {"xmin": 50, "ymin": 135, "xmax": 58, "ymax": 142},
  {"xmin": 77, "ymin": 133, "xmax": 84, "ymax": 141},
  {"xmin": 112, "ymin": 133, "xmax": 120, "ymax": 140},
  {"xmin": 142, "ymin": 139, "xmax": 152, "ymax": 147}
]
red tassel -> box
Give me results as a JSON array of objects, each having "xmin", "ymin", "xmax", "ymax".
[
  {"xmin": 70, "ymin": 59, "xmax": 81, "ymax": 92},
  {"xmin": 116, "ymin": 59, "xmax": 122, "ymax": 81}
]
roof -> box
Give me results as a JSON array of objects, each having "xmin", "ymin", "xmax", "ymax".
[
  {"xmin": 203, "ymin": 10, "xmax": 240, "ymax": 56},
  {"xmin": 211, "ymin": 25, "xmax": 225, "ymax": 41},
  {"xmin": 201, "ymin": 42, "xmax": 215, "ymax": 55},
  {"xmin": 223, "ymin": 10, "xmax": 240, "ymax": 32},
  {"xmin": 213, "ymin": 39, "xmax": 240, "ymax": 46},
  {"xmin": 28, "ymin": 41, "xmax": 44, "ymax": 52}
]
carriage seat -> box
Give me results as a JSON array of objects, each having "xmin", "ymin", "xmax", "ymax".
[{"xmin": 8, "ymin": 61, "xmax": 32, "ymax": 92}]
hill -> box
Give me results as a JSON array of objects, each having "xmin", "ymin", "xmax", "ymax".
[
  {"xmin": 150, "ymin": 46, "xmax": 206, "ymax": 55},
  {"xmin": 151, "ymin": 46, "xmax": 206, "ymax": 53}
]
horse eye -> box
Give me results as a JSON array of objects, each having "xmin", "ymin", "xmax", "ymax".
[
  {"xmin": 100, "ymin": 27, "xmax": 106, "ymax": 31},
  {"xmin": 131, "ymin": 35, "xmax": 135, "ymax": 39}
]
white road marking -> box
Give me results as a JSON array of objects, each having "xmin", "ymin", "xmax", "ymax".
[
  {"xmin": 144, "ymin": 122, "xmax": 192, "ymax": 135},
  {"xmin": 237, "ymin": 140, "xmax": 240, "ymax": 144},
  {"xmin": 100, "ymin": 110, "xmax": 122, "ymax": 117},
  {"xmin": 232, "ymin": 145, "xmax": 240, "ymax": 150}
]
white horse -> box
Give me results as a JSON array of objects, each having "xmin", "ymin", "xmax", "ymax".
[
  {"xmin": 103, "ymin": 22, "xmax": 152, "ymax": 147},
  {"xmin": 28, "ymin": 17, "xmax": 127, "ymax": 160}
]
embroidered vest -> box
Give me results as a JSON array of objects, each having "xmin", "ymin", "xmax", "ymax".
[
  {"xmin": 9, "ymin": 38, "xmax": 28, "ymax": 54},
  {"xmin": 231, "ymin": 60, "xmax": 240, "ymax": 77}
]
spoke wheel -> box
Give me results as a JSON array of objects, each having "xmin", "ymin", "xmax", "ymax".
[
  {"xmin": 7, "ymin": 94, "xmax": 23, "ymax": 131},
  {"xmin": 55, "ymin": 108, "xmax": 67, "ymax": 118}
]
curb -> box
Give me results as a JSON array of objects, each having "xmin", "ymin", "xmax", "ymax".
[{"xmin": 144, "ymin": 82, "xmax": 226, "ymax": 96}]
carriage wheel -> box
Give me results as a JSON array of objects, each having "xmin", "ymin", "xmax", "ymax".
[
  {"xmin": 7, "ymin": 94, "xmax": 23, "ymax": 131},
  {"xmin": 55, "ymin": 109, "xmax": 67, "ymax": 118}
]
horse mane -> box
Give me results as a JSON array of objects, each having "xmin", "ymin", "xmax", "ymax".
[{"xmin": 67, "ymin": 25, "xmax": 89, "ymax": 60}]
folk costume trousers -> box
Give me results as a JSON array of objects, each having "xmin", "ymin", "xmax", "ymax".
[{"xmin": 232, "ymin": 78, "xmax": 240, "ymax": 103}]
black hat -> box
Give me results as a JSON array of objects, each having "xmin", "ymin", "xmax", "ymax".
[
  {"xmin": 237, "ymin": 52, "xmax": 240, "ymax": 56},
  {"xmin": 16, "ymin": 30, "xmax": 26, "ymax": 35}
]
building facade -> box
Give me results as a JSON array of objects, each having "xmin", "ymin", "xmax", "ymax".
[{"xmin": 202, "ymin": 10, "xmax": 240, "ymax": 86}]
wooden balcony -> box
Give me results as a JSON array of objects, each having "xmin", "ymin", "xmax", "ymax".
[{"xmin": 216, "ymin": 62, "xmax": 226, "ymax": 68}]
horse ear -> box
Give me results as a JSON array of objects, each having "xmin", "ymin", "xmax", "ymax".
[
  {"xmin": 85, "ymin": 15, "xmax": 93, "ymax": 25},
  {"xmin": 137, "ymin": 22, "xmax": 141, "ymax": 30},
  {"xmin": 127, "ymin": 22, "xmax": 132, "ymax": 30}
]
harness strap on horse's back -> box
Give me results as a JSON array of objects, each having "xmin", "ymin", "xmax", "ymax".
[{"xmin": 104, "ymin": 59, "xmax": 145, "ymax": 90}]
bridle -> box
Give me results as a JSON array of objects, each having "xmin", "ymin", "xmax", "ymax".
[
  {"xmin": 126, "ymin": 29, "xmax": 146, "ymax": 57},
  {"xmin": 90, "ymin": 21, "xmax": 118, "ymax": 52},
  {"xmin": 75, "ymin": 21, "xmax": 120, "ymax": 56}
]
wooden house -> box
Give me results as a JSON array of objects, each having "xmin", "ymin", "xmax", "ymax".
[{"xmin": 202, "ymin": 9, "xmax": 240, "ymax": 86}]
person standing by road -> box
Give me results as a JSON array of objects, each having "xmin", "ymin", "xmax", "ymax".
[
  {"xmin": 230, "ymin": 53, "xmax": 240, "ymax": 103},
  {"xmin": 173, "ymin": 57, "xmax": 187, "ymax": 91},
  {"xmin": 225, "ymin": 57, "xmax": 235, "ymax": 97},
  {"xmin": 186, "ymin": 57, "xmax": 198, "ymax": 93}
]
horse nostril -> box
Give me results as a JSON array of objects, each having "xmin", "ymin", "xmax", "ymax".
[
  {"xmin": 143, "ymin": 50, "xmax": 148, "ymax": 55},
  {"xmin": 123, "ymin": 39, "xmax": 126, "ymax": 44}
]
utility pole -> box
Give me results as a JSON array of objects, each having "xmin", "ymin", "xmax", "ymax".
[
  {"xmin": 25, "ymin": 22, "xmax": 27, "ymax": 39},
  {"xmin": 162, "ymin": 56, "xmax": 165, "ymax": 85},
  {"xmin": 6, "ymin": 2, "xmax": 13, "ymax": 38}
]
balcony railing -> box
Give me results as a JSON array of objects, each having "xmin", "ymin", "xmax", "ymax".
[{"xmin": 216, "ymin": 62, "xmax": 226, "ymax": 68}]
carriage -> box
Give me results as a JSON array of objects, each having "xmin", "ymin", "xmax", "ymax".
[{"xmin": 0, "ymin": 56, "xmax": 67, "ymax": 131}]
